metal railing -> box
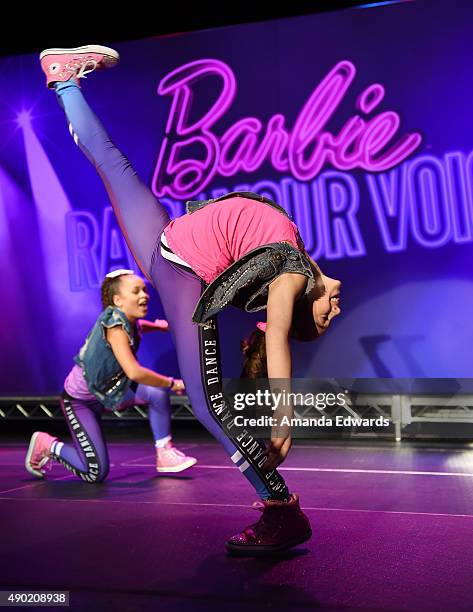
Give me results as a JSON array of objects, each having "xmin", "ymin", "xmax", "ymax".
[{"xmin": 2, "ymin": 393, "xmax": 473, "ymax": 440}]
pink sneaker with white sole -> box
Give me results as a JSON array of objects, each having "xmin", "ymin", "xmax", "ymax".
[
  {"xmin": 39, "ymin": 45, "xmax": 119, "ymax": 88},
  {"xmin": 156, "ymin": 443, "xmax": 197, "ymax": 473},
  {"xmin": 25, "ymin": 431, "xmax": 58, "ymax": 478}
]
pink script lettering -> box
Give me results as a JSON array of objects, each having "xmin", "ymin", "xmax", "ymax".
[{"xmin": 152, "ymin": 59, "xmax": 422, "ymax": 200}]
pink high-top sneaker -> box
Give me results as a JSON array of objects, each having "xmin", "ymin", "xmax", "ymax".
[
  {"xmin": 39, "ymin": 45, "xmax": 119, "ymax": 88},
  {"xmin": 156, "ymin": 442, "xmax": 197, "ymax": 473},
  {"xmin": 25, "ymin": 431, "xmax": 58, "ymax": 478},
  {"xmin": 226, "ymin": 493, "xmax": 312, "ymax": 556}
]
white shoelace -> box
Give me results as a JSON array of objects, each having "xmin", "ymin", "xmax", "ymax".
[
  {"xmin": 77, "ymin": 60, "xmax": 98, "ymax": 79},
  {"xmin": 65, "ymin": 59, "xmax": 98, "ymax": 81}
]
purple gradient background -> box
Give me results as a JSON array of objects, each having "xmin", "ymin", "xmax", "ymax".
[{"xmin": 1, "ymin": 0, "xmax": 472, "ymax": 394}]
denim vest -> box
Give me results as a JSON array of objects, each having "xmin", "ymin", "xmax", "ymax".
[
  {"xmin": 74, "ymin": 307, "xmax": 140, "ymax": 408},
  {"xmin": 185, "ymin": 191, "xmax": 322, "ymax": 325}
]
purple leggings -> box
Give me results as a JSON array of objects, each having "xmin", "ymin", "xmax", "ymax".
[
  {"xmin": 55, "ymin": 385, "xmax": 171, "ymax": 482},
  {"xmin": 55, "ymin": 81, "xmax": 289, "ymax": 500}
]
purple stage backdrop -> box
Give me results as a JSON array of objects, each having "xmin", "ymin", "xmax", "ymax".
[{"xmin": 1, "ymin": 0, "xmax": 472, "ymax": 394}]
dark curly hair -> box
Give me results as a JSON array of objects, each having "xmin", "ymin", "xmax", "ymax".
[
  {"xmin": 240, "ymin": 328, "xmax": 267, "ymax": 379},
  {"xmin": 101, "ymin": 276, "xmax": 125, "ymax": 309}
]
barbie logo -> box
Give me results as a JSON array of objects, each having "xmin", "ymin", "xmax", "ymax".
[{"xmin": 152, "ymin": 59, "xmax": 422, "ymax": 200}]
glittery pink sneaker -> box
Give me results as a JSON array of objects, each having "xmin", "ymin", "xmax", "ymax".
[
  {"xmin": 25, "ymin": 431, "xmax": 57, "ymax": 478},
  {"xmin": 156, "ymin": 443, "xmax": 197, "ymax": 473},
  {"xmin": 39, "ymin": 45, "xmax": 119, "ymax": 88},
  {"xmin": 226, "ymin": 493, "xmax": 312, "ymax": 556}
]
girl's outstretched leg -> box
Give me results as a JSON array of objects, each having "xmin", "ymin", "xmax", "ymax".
[{"xmin": 41, "ymin": 47, "xmax": 169, "ymax": 281}]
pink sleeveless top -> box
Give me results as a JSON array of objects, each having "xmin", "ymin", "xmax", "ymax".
[{"xmin": 163, "ymin": 196, "xmax": 302, "ymax": 284}]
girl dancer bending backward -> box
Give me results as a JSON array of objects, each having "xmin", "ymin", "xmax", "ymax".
[
  {"xmin": 26, "ymin": 269, "xmax": 196, "ymax": 483},
  {"xmin": 38, "ymin": 45, "xmax": 341, "ymax": 555}
]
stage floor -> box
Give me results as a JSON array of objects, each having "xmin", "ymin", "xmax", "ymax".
[{"xmin": 1, "ymin": 430, "xmax": 473, "ymax": 611}]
